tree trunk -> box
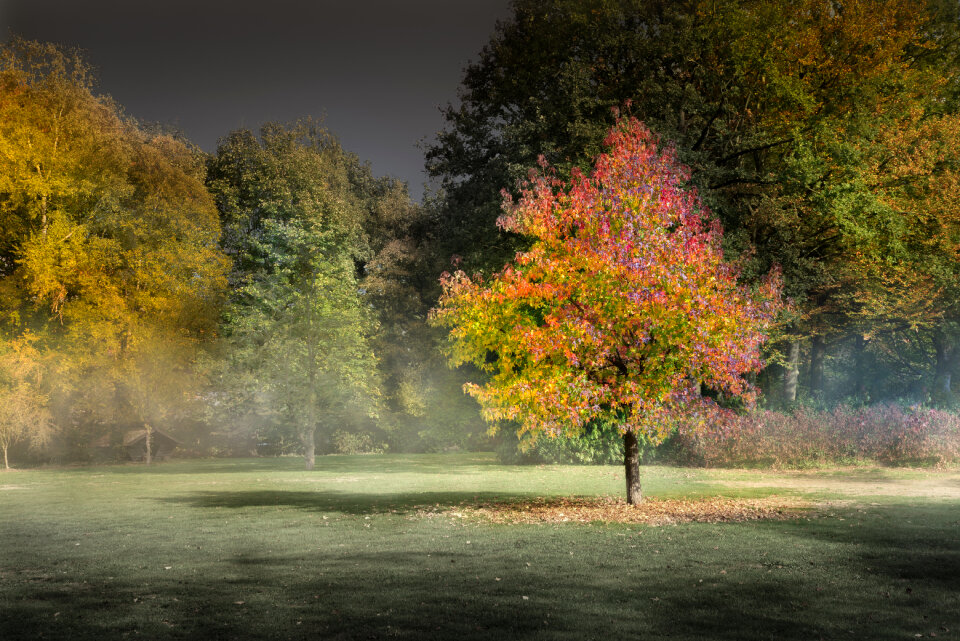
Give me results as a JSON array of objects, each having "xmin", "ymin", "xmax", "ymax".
[
  {"xmin": 852, "ymin": 336, "xmax": 868, "ymax": 401},
  {"xmin": 932, "ymin": 330, "xmax": 956, "ymax": 405},
  {"xmin": 808, "ymin": 336, "xmax": 826, "ymax": 397},
  {"xmin": 302, "ymin": 430, "xmax": 316, "ymax": 471},
  {"xmin": 623, "ymin": 431, "xmax": 642, "ymax": 505},
  {"xmin": 144, "ymin": 425, "xmax": 152, "ymax": 466},
  {"xmin": 783, "ymin": 339, "xmax": 799, "ymax": 404},
  {"xmin": 2, "ymin": 444, "xmax": 8, "ymax": 471}
]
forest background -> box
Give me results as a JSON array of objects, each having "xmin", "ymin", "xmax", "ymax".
[{"xmin": 4, "ymin": 0, "xmax": 960, "ymax": 470}]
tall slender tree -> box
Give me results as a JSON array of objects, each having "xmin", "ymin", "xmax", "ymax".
[
  {"xmin": 0, "ymin": 336, "xmax": 52, "ymax": 469},
  {"xmin": 207, "ymin": 123, "xmax": 379, "ymax": 468}
]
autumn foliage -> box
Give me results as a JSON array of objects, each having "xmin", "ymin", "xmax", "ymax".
[{"xmin": 432, "ymin": 118, "xmax": 781, "ymax": 499}]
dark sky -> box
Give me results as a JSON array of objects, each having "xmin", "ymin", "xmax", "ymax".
[{"xmin": 0, "ymin": 0, "xmax": 513, "ymax": 199}]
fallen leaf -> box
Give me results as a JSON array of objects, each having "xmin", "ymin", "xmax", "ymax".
[{"xmin": 434, "ymin": 496, "xmax": 813, "ymax": 525}]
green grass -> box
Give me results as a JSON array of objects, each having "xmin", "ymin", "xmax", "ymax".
[{"xmin": 1, "ymin": 454, "xmax": 958, "ymax": 640}]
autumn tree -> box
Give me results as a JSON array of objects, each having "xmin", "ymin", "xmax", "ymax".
[
  {"xmin": 0, "ymin": 336, "xmax": 53, "ymax": 470},
  {"xmin": 0, "ymin": 38, "xmax": 228, "ymax": 452},
  {"xmin": 432, "ymin": 119, "xmax": 780, "ymax": 503},
  {"xmin": 836, "ymin": 108, "xmax": 960, "ymax": 404}
]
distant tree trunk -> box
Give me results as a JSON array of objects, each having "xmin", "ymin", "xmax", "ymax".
[
  {"xmin": 852, "ymin": 336, "xmax": 868, "ymax": 400},
  {"xmin": 932, "ymin": 330, "xmax": 957, "ymax": 404},
  {"xmin": 808, "ymin": 336, "xmax": 826, "ymax": 397},
  {"xmin": 2, "ymin": 444, "xmax": 8, "ymax": 470},
  {"xmin": 302, "ymin": 429, "xmax": 316, "ymax": 471},
  {"xmin": 783, "ymin": 339, "xmax": 800, "ymax": 404},
  {"xmin": 936, "ymin": 365, "xmax": 952, "ymax": 397},
  {"xmin": 144, "ymin": 425, "xmax": 152, "ymax": 466},
  {"xmin": 305, "ymin": 334, "xmax": 318, "ymax": 471},
  {"xmin": 624, "ymin": 431, "xmax": 642, "ymax": 505}
]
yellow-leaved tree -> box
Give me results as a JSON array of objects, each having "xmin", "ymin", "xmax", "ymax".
[
  {"xmin": 0, "ymin": 38, "xmax": 228, "ymax": 463},
  {"xmin": 0, "ymin": 336, "xmax": 52, "ymax": 470}
]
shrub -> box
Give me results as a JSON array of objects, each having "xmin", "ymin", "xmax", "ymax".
[
  {"xmin": 332, "ymin": 430, "xmax": 388, "ymax": 455},
  {"xmin": 669, "ymin": 404, "xmax": 960, "ymax": 467}
]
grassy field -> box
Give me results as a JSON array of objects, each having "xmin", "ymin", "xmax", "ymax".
[{"xmin": 1, "ymin": 453, "xmax": 958, "ymax": 640}]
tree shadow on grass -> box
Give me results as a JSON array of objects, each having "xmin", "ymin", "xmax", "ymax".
[
  {"xmin": 775, "ymin": 501, "xmax": 960, "ymax": 589},
  {"xmin": 155, "ymin": 489, "xmax": 531, "ymax": 515},
  {"xmin": 2, "ymin": 537, "xmax": 947, "ymax": 641},
  {"xmin": 79, "ymin": 453, "xmax": 498, "ymax": 476},
  {"xmin": 780, "ymin": 468, "xmax": 960, "ymax": 485}
]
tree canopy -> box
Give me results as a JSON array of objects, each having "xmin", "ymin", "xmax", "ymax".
[
  {"xmin": 425, "ymin": 0, "xmax": 960, "ymax": 405},
  {"xmin": 0, "ymin": 38, "xmax": 228, "ymax": 457}
]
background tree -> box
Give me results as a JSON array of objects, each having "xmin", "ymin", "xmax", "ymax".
[
  {"xmin": 0, "ymin": 336, "xmax": 53, "ymax": 469},
  {"xmin": 207, "ymin": 123, "xmax": 379, "ymax": 468},
  {"xmin": 841, "ymin": 108, "xmax": 960, "ymax": 404},
  {"xmin": 207, "ymin": 119, "xmax": 489, "ymax": 458},
  {"xmin": 361, "ymin": 181, "xmax": 492, "ymax": 451},
  {"xmin": 0, "ymin": 38, "xmax": 228, "ymax": 457},
  {"xmin": 353, "ymin": 170, "xmax": 444, "ymax": 446},
  {"xmin": 432, "ymin": 119, "xmax": 780, "ymax": 502}
]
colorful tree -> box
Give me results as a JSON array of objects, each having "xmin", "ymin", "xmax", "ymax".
[{"xmin": 432, "ymin": 119, "xmax": 781, "ymax": 503}]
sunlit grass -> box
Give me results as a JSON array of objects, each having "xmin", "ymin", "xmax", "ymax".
[{"xmin": 1, "ymin": 454, "xmax": 958, "ymax": 639}]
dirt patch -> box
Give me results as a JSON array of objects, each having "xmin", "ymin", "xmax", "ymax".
[
  {"xmin": 426, "ymin": 495, "xmax": 813, "ymax": 525},
  {"xmin": 717, "ymin": 472, "xmax": 960, "ymax": 499},
  {"xmin": 0, "ymin": 485, "xmax": 27, "ymax": 491}
]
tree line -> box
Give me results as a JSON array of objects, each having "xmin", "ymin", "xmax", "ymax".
[
  {"xmin": 0, "ymin": 38, "xmax": 480, "ymax": 467},
  {"xmin": 2, "ymin": 0, "xmax": 960, "ymax": 468}
]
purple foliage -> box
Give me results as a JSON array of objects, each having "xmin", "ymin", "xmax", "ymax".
[{"xmin": 671, "ymin": 404, "xmax": 960, "ymax": 467}]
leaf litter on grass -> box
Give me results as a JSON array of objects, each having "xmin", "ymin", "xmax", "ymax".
[{"xmin": 417, "ymin": 495, "xmax": 813, "ymax": 525}]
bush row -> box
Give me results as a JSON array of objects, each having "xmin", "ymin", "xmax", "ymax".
[{"xmin": 669, "ymin": 404, "xmax": 960, "ymax": 467}]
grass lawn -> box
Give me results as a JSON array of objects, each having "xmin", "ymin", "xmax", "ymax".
[{"xmin": 1, "ymin": 453, "xmax": 958, "ymax": 640}]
